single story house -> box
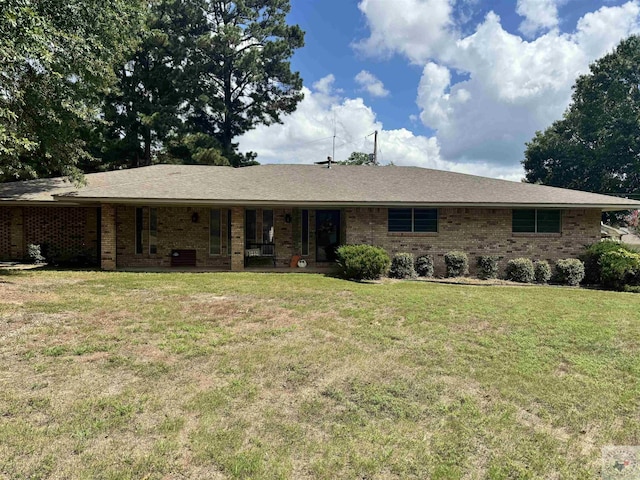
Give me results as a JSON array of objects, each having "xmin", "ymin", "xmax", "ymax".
[{"xmin": 1, "ymin": 163, "xmax": 639, "ymax": 274}]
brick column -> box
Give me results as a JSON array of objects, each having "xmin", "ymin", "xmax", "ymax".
[
  {"xmin": 101, "ymin": 204, "xmax": 117, "ymax": 271},
  {"xmin": 230, "ymin": 206, "xmax": 245, "ymax": 271},
  {"xmin": 10, "ymin": 207, "xmax": 24, "ymax": 260}
]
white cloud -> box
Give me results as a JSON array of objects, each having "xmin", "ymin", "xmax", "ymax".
[
  {"xmin": 417, "ymin": 62, "xmax": 454, "ymax": 127},
  {"xmin": 516, "ymin": 0, "xmax": 560, "ymax": 37},
  {"xmin": 572, "ymin": 1, "xmax": 640, "ymax": 59},
  {"xmin": 353, "ymin": 1, "xmax": 640, "ymax": 169},
  {"xmin": 353, "ymin": 0, "xmax": 456, "ymax": 64},
  {"xmin": 237, "ymin": 81, "xmax": 524, "ymax": 181},
  {"xmin": 242, "ymin": 1, "xmax": 640, "ymax": 183},
  {"xmin": 312, "ymin": 74, "xmax": 338, "ymax": 96},
  {"xmin": 427, "ymin": 4, "xmax": 640, "ymax": 165},
  {"xmin": 354, "ymin": 70, "xmax": 390, "ymax": 97}
]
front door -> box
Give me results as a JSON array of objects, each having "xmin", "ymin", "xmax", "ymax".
[{"xmin": 316, "ymin": 210, "xmax": 341, "ymax": 262}]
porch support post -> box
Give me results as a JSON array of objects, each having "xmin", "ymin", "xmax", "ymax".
[
  {"xmin": 101, "ymin": 203, "xmax": 117, "ymax": 271},
  {"xmin": 230, "ymin": 206, "xmax": 245, "ymax": 271}
]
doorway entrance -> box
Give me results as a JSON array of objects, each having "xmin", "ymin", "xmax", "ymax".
[{"xmin": 315, "ymin": 210, "xmax": 341, "ymax": 262}]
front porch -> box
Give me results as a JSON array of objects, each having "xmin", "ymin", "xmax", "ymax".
[
  {"xmin": 100, "ymin": 204, "xmax": 345, "ymax": 271},
  {"xmin": 118, "ymin": 266, "xmax": 336, "ymax": 274}
]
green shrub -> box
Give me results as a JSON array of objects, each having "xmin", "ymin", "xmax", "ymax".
[
  {"xmin": 27, "ymin": 244, "xmax": 45, "ymax": 264},
  {"xmin": 554, "ymin": 259, "xmax": 585, "ymax": 286},
  {"xmin": 415, "ymin": 255, "xmax": 434, "ymax": 278},
  {"xmin": 476, "ymin": 255, "xmax": 499, "ymax": 280},
  {"xmin": 444, "ymin": 251, "xmax": 468, "ymax": 277},
  {"xmin": 600, "ymin": 249, "xmax": 640, "ymax": 290},
  {"xmin": 389, "ymin": 253, "xmax": 416, "ymax": 279},
  {"xmin": 581, "ymin": 240, "xmax": 632, "ymax": 284},
  {"xmin": 505, "ymin": 258, "xmax": 534, "ymax": 283},
  {"xmin": 336, "ymin": 245, "xmax": 390, "ymax": 281},
  {"xmin": 533, "ymin": 260, "xmax": 551, "ymax": 284}
]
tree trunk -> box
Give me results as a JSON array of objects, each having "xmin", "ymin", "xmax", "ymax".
[{"xmin": 143, "ymin": 128, "xmax": 152, "ymax": 166}]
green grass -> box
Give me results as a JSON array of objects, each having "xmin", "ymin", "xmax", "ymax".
[{"xmin": 1, "ymin": 270, "xmax": 639, "ymax": 479}]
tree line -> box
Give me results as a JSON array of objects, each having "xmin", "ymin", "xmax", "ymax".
[{"xmin": 0, "ymin": 0, "xmax": 304, "ymax": 182}]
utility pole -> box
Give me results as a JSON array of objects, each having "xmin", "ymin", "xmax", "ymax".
[
  {"xmin": 332, "ymin": 113, "xmax": 336, "ymax": 166},
  {"xmin": 332, "ymin": 130, "xmax": 336, "ymax": 165},
  {"xmin": 373, "ymin": 130, "xmax": 378, "ymax": 166}
]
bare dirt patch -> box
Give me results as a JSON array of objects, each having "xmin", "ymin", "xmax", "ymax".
[
  {"xmin": 0, "ymin": 282, "xmax": 60, "ymax": 305},
  {"xmin": 0, "ymin": 312, "xmax": 73, "ymax": 343}
]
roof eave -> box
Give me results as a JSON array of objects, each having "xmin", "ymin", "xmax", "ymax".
[
  {"xmin": 50, "ymin": 195, "xmax": 640, "ymax": 210},
  {"xmin": 0, "ymin": 199, "xmax": 85, "ymax": 206}
]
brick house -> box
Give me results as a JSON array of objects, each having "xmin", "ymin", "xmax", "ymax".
[{"xmin": 1, "ymin": 164, "xmax": 639, "ymax": 274}]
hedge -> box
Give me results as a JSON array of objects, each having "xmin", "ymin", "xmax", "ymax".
[
  {"xmin": 445, "ymin": 251, "xmax": 468, "ymax": 277},
  {"xmin": 477, "ymin": 255, "xmax": 499, "ymax": 280},
  {"xmin": 336, "ymin": 245, "xmax": 390, "ymax": 281},
  {"xmin": 533, "ymin": 260, "xmax": 551, "ymax": 284},
  {"xmin": 415, "ymin": 255, "xmax": 434, "ymax": 278},
  {"xmin": 505, "ymin": 258, "xmax": 534, "ymax": 283},
  {"xmin": 389, "ymin": 253, "xmax": 416, "ymax": 279},
  {"xmin": 600, "ymin": 249, "xmax": 640, "ymax": 290},
  {"xmin": 554, "ymin": 259, "xmax": 585, "ymax": 286}
]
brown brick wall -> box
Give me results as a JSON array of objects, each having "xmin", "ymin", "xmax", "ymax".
[
  {"xmin": 101, "ymin": 204, "xmax": 117, "ymax": 270},
  {"xmin": 230, "ymin": 207, "xmax": 244, "ymax": 271},
  {"xmin": 112, "ymin": 206, "xmax": 319, "ymax": 270},
  {"xmin": 274, "ymin": 208, "xmax": 294, "ymax": 267},
  {"xmin": 116, "ymin": 205, "xmax": 232, "ymax": 269},
  {"xmin": 0, "ymin": 206, "xmax": 99, "ymax": 261},
  {"xmin": 10, "ymin": 208, "xmax": 24, "ymax": 259},
  {"xmin": 345, "ymin": 207, "xmax": 601, "ymax": 276},
  {"xmin": 0, "ymin": 208, "xmax": 11, "ymax": 260},
  {"xmin": 1, "ymin": 205, "xmax": 604, "ymax": 273}
]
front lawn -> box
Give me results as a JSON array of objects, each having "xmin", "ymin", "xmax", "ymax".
[{"xmin": 1, "ymin": 270, "xmax": 638, "ymax": 479}]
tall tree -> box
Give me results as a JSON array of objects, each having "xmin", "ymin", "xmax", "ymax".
[
  {"xmin": 0, "ymin": 0, "xmax": 142, "ymax": 181},
  {"xmin": 90, "ymin": 0, "xmax": 210, "ymax": 169},
  {"xmin": 94, "ymin": 0, "xmax": 304, "ymax": 168},
  {"xmin": 523, "ymin": 35, "xmax": 640, "ymax": 196},
  {"xmin": 188, "ymin": 0, "xmax": 305, "ymax": 166}
]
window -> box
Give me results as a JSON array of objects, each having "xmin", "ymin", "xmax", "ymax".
[
  {"xmin": 301, "ymin": 209, "xmax": 309, "ymax": 256},
  {"xmin": 245, "ymin": 209, "xmax": 257, "ymax": 247},
  {"xmin": 414, "ymin": 209, "xmax": 438, "ymax": 232},
  {"xmin": 149, "ymin": 208, "xmax": 158, "ymax": 254},
  {"xmin": 135, "ymin": 207, "xmax": 143, "ymax": 254},
  {"xmin": 512, "ymin": 209, "xmax": 561, "ymax": 233},
  {"xmin": 262, "ymin": 209, "xmax": 274, "ymax": 244},
  {"xmin": 210, "ymin": 209, "xmax": 221, "ymax": 255},
  {"xmin": 388, "ymin": 208, "xmax": 438, "ymax": 233}
]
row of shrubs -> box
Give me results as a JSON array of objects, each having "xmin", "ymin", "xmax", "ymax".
[{"xmin": 335, "ymin": 245, "xmax": 585, "ymax": 286}]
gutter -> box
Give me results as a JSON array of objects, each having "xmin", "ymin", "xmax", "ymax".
[
  {"xmin": 0, "ymin": 199, "xmax": 86, "ymax": 206},
  {"xmin": 50, "ymin": 195, "xmax": 640, "ymax": 211}
]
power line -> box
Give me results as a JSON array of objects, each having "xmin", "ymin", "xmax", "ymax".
[{"xmin": 287, "ymin": 135, "xmax": 335, "ymax": 149}]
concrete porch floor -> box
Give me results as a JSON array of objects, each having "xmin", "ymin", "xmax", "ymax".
[{"xmin": 118, "ymin": 266, "xmax": 336, "ymax": 274}]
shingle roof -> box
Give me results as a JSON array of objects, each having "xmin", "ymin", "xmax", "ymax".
[
  {"xmin": 0, "ymin": 176, "xmax": 83, "ymax": 204},
  {"xmin": 1, "ymin": 164, "xmax": 639, "ymax": 210}
]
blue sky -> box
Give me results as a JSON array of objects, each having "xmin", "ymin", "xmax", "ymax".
[{"xmin": 239, "ymin": 1, "xmax": 640, "ymax": 180}]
